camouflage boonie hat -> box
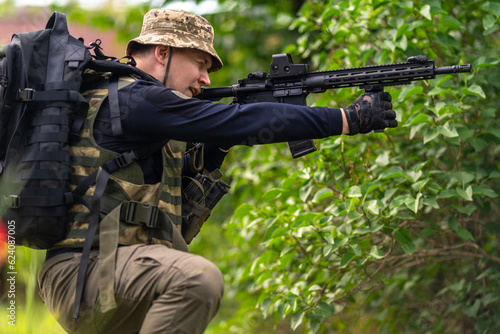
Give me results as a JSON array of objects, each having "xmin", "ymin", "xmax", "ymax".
[{"xmin": 126, "ymin": 8, "xmax": 223, "ymax": 72}]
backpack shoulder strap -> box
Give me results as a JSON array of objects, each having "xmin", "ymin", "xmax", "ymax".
[{"xmin": 87, "ymin": 59, "xmax": 159, "ymax": 83}]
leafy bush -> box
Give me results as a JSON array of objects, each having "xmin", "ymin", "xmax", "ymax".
[{"xmin": 221, "ymin": 0, "xmax": 500, "ymax": 333}]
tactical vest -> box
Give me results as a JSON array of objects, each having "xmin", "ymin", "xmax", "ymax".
[{"xmin": 54, "ymin": 71, "xmax": 187, "ymax": 251}]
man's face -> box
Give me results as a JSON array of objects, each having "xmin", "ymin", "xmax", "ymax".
[{"xmin": 164, "ymin": 48, "xmax": 213, "ymax": 97}]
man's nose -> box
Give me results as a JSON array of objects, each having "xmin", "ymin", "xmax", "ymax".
[{"xmin": 199, "ymin": 70, "xmax": 211, "ymax": 87}]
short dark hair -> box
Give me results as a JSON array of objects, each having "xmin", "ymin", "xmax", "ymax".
[{"xmin": 128, "ymin": 42, "xmax": 157, "ymax": 57}]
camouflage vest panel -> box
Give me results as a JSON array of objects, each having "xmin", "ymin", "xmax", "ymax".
[{"xmin": 54, "ymin": 73, "xmax": 186, "ymax": 249}]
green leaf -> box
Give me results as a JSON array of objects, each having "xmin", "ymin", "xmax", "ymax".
[
  {"xmin": 420, "ymin": 4, "xmax": 431, "ymax": 20},
  {"xmin": 233, "ymin": 203, "xmax": 254, "ymax": 221},
  {"xmin": 462, "ymin": 84, "xmax": 486, "ymax": 99},
  {"xmin": 438, "ymin": 105, "xmax": 462, "ymax": 117},
  {"xmin": 456, "ymin": 227, "xmax": 474, "ymax": 241},
  {"xmin": 264, "ymin": 217, "xmax": 279, "ymax": 228},
  {"xmin": 362, "ymin": 183, "xmax": 380, "ymax": 196},
  {"xmin": 400, "ymin": 241, "xmax": 417, "ymax": 255},
  {"xmin": 453, "ymin": 171, "xmax": 475, "ymax": 184},
  {"xmin": 487, "ymin": 128, "xmax": 500, "ymax": 139},
  {"xmin": 483, "ymin": 23, "xmax": 500, "ymax": 36},
  {"xmin": 423, "ymin": 197, "xmax": 440, "ymax": 209},
  {"xmin": 456, "ymin": 186, "xmax": 473, "ymax": 201},
  {"xmin": 428, "ymin": 87, "xmax": 452, "ymax": 96},
  {"xmin": 412, "ymin": 179, "xmax": 429, "ymax": 192},
  {"xmin": 263, "ymin": 225, "xmax": 278, "ymax": 242},
  {"xmin": 262, "ymin": 188, "xmax": 283, "ymax": 201},
  {"xmin": 298, "ymin": 168, "xmax": 312, "ymax": 179},
  {"xmin": 409, "ymin": 123, "xmax": 425, "ymax": 140},
  {"xmin": 317, "ymin": 301, "xmax": 335, "ymax": 317},
  {"xmin": 270, "ymin": 226, "xmax": 289, "ymax": 239},
  {"xmin": 423, "ymin": 127, "xmax": 439, "ymax": 144},
  {"xmin": 375, "ymin": 151, "xmax": 390, "ymax": 166},
  {"xmin": 483, "ymin": 14, "xmax": 497, "ymax": 29},
  {"xmin": 418, "ymin": 226, "xmax": 438, "ymax": 239},
  {"xmin": 308, "ymin": 284, "xmax": 322, "ymax": 292},
  {"xmin": 279, "ymin": 251, "xmax": 296, "ymax": 269},
  {"xmin": 320, "ymin": 7, "xmax": 340, "ymax": 21},
  {"xmin": 463, "ymin": 299, "xmax": 481, "ymax": 318},
  {"xmin": 404, "ymin": 193, "xmax": 422, "ymax": 213},
  {"xmin": 405, "ymin": 112, "xmax": 430, "ymax": 127},
  {"xmin": 368, "ymin": 245, "xmax": 385, "ymax": 259},
  {"xmin": 447, "ymin": 217, "xmax": 474, "ymax": 242},
  {"xmin": 433, "ymin": 101, "xmax": 446, "ymax": 116},
  {"xmin": 379, "ymin": 166, "xmax": 405, "ymax": 179},
  {"xmin": 351, "ymin": 244, "xmax": 362, "ymax": 256},
  {"xmin": 474, "ymin": 56, "xmax": 500, "ymax": 70},
  {"xmin": 256, "ymin": 272, "xmax": 274, "ymax": 285},
  {"xmin": 259, "ymin": 296, "xmax": 272, "ymax": 314},
  {"xmin": 472, "ymin": 184, "xmax": 498, "ymax": 198},
  {"xmin": 300, "ymin": 186, "xmax": 314, "ymax": 202},
  {"xmin": 397, "ymin": 85, "xmax": 424, "ymax": 102},
  {"xmin": 480, "ymin": 293, "xmax": 499, "ymax": 307},
  {"xmin": 340, "ymin": 249, "xmax": 357, "ymax": 268},
  {"xmin": 365, "ymin": 200, "xmax": 379, "ymax": 215},
  {"xmin": 310, "ymin": 319, "xmax": 321, "ymax": 334},
  {"xmin": 437, "ymin": 189, "xmax": 456, "ymax": 199},
  {"xmin": 448, "ymin": 216, "xmax": 459, "ymax": 231},
  {"xmin": 482, "ymin": 1, "xmax": 500, "ymax": 18},
  {"xmin": 395, "ymin": 212, "xmax": 416, "ymax": 220},
  {"xmin": 490, "ymin": 171, "xmax": 500, "ymax": 179},
  {"xmin": 452, "ymin": 203, "xmax": 476, "ymax": 215},
  {"xmin": 471, "ymin": 137, "xmax": 488, "ymax": 152},
  {"xmin": 394, "ymin": 228, "xmax": 416, "ymax": 255},
  {"xmin": 312, "ymin": 188, "xmax": 334, "ymax": 202},
  {"xmin": 369, "ymin": 222, "xmax": 384, "ymax": 233},
  {"xmin": 331, "ymin": 237, "xmax": 348, "ymax": 252},
  {"xmin": 442, "ymin": 16, "xmax": 465, "ymax": 30},
  {"xmin": 407, "ymin": 19, "xmax": 425, "ymax": 31},
  {"xmin": 437, "ymin": 122, "xmax": 459, "ymax": 138},
  {"xmin": 291, "ymin": 311, "xmax": 305, "ymax": 331},
  {"xmin": 347, "ymin": 186, "xmax": 362, "ymax": 198},
  {"xmin": 339, "ymin": 223, "xmax": 352, "ymax": 237},
  {"xmin": 398, "ymin": 34, "xmax": 408, "ymax": 51},
  {"xmin": 347, "ymin": 210, "xmax": 363, "ymax": 221}
]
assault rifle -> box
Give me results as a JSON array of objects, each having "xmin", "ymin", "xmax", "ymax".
[{"xmin": 199, "ymin": 54, "xmax": 472, "ymax": 158}]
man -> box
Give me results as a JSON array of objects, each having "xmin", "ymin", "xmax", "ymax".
[{"xmin": 37, "ymin": 8, "xmax": 397, "ymax": 334}]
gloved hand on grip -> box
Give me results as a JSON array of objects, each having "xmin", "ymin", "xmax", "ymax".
[{"xmin": 344, "ymin": 91, "xmax": 398, "ymax": 135}]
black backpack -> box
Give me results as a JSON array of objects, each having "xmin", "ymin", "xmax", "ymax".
[
  {"xmin": 0, "ymin": 11, "xmax": 155, "ymax": 249},
  {"xmin": 0, "ymin": 12, "xmax": 162, "ymax": 319},
  {"xmin": 0, "ymin": 12, "xmax": 91, "ymax": 249}
]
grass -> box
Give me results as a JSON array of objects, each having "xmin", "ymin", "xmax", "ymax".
[{"xmin": 0, "ymin": 247, "xmax": 65, "ymax": 334}]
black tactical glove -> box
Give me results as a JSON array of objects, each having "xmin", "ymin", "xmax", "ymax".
[{"xmin": 344, "ymin": 91, "xmax": 398, "ymax": 135}]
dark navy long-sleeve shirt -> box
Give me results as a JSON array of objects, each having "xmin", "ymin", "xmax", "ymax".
[{"xmin": 94, "ymin": 79, "xmax": 344, "ymax": 183}]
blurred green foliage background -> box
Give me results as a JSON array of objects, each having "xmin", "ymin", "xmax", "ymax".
[{"xmin": 1, "ymin": 0, "xmax": 499, "ymax": 333}]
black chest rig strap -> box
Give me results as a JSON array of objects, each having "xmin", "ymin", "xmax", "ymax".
[{"xmin": 72, "ymin": 150, "xmax": 138, "ymax": 319}]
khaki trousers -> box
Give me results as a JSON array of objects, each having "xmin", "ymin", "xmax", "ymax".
[{"xmin": 37, "ymin": 244, "xmax": 224, "ymax": 334}]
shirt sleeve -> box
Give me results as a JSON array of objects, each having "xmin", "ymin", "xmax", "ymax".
[{"xmin": 122, "ymin": 80, "xmax": 344, "ymax": 147}]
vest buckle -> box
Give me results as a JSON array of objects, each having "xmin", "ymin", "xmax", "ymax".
[
  {"xmin": 1, "ymin": 195, "xmax": 20, "ymax": 209},
  {"xmin": 115, "ymin": 151, "xmax": 138, "ymax": 168},
  {"xmin": 17, "ymin": 88, "xmax": 36, "ymax": 101},
  {"xmin": 122, "ymin": 201, "xmax": 159, "ymax": 228}
]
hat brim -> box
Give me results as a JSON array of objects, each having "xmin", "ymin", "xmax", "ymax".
[{"xmin": 126, "ymin": 37, "xmax": 223, "ymax": 73}]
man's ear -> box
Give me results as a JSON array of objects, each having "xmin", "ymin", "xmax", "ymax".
[{"xmin": 154, "ymin": 45, "xmax": 170, "ymax": 65}]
